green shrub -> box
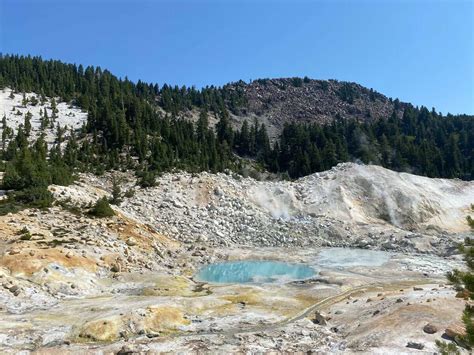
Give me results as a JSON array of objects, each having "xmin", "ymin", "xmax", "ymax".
[
  {"xmin": 17, "ymin": 226, "xmax": 29, "ymax": 235},
  {"xmin": 137, "ymin": 171, "xmax": 156, "ymax": 188},
  {"xmin": 0, "ymin": 186, "xmax": 53, "ymax": 216},
  {"xmin": 467, "ymin": 216, "xmax": 474, "ymax": 229},
  {"xmin": 50, "ymin": 164, "xmax": 75, "ymax": 186},
  {"xmin": 89, "ymin": 197, "xmax": 115, "ymax": 218},
  {"xmin": 124, "ymin": 189, "xmax": 135, "ymax": 198},
  {"xmin": 10, "ymin": 186, "xmax": 53, "ymax": 208},
  {"xmin": 436, "ymin": 340, "xmax": 460, "ymax": 355},
  {"xmin": 20, "ymin": 232, "xmax": 32, "ymax": 240},
  {"xmin": 0, "ymin": 199, "xmax": 21, "ymax": 215}
]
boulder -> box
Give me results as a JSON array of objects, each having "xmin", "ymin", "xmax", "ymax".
[
  {"xmin": 455, "ymin": 289, "xmax": 470, "ymax": 299},
  {"xmin": 312, "ymin": 311, "xmax": 328, "ymax": 325},
  {"xmin": 117, "ymin": 345, "xmax": 136, "ymax": 354},
  {"xmin": 126, "ymin": 237, "xmax": 137, "ymax": 246},
  {"xmin": 445, "ymin": 323, "xmax": 466, "ymax": 339},
  {"xmin": 423, "ymin": 323, "xmax": 438, "ymax": 334},
  {"xmin": 406, "ymin": 342, "xmax": 424, "ymax": 350},
  {"xmin": 110, "ymin": 264, "xmax": 121, "ymax": 273}
]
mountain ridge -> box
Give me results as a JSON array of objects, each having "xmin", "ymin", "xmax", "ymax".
[{"xmin": 1, "ymin": 54, "xmax": 472, "ymax": 181}]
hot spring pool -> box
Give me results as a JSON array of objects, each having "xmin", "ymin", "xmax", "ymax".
[
  {"xmin": 196, "ymin": 248, "xmax": 391, "ymax": 284},
  {"xmin": 195, "ymin": 260, "xmax": 315, "ymax": 284}
]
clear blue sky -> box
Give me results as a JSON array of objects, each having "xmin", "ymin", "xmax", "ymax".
[{"xmin": 1, "ymin": 0, "xmax": 473, "ymax": 114}]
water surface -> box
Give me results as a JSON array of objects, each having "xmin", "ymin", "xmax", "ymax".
[
  {"xmin": 196, "ymin": 260, "xmax": 315, "ymax": 284},
  {"xmin": 316, "ymin": 248, "xmax": 390, "ymax": 269}
]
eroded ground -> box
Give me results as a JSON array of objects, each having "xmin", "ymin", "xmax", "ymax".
[
  {"xmin": 0, "ymin": 240, "xmax": 467, "ymax": 354},
  {"xmin": 0, "ymin": 166, "xmax": 472, "ymax": 354}
]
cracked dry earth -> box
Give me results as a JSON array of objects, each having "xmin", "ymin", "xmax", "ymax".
[{"xmin": 0, "ymin": 164, "xmax": 473, "ymax": 354}]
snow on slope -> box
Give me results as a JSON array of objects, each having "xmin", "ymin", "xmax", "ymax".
[{"xmin": 0, "ymin": 88, "xmax": 87, "ymax": 145}]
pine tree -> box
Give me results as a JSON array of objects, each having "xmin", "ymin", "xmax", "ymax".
[
  {"xmin": 237, "ymin": 119, "xmax": 250, "ymax": 155},
  {"xmin": 24, "ymin": 111, "xmax": 32, "ymax": 136},
  {"xmin": 216, "ymin": 108, "xmax": 233, "ymax": 147},
  {"xmin": 197, "ymin": 108, "xmax": 209, "ymax": 143},
  {"xmin": 445, "ymin": 133, "xmax": 462, "ymax": 178},
  {"xmin": 110, "ymin": 175, "xmax": 122, "ymax": 205}
]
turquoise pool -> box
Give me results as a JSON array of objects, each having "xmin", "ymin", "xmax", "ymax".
[{"xmin": 195, "ymin": 260, "xmax": 315, "ymax": 284}]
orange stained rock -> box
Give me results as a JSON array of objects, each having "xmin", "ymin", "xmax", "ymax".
[{"xmin": 0, "ymin": 248, "xmax": 98, "ymax": 276}]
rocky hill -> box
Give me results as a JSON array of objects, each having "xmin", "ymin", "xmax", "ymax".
[
  {"xmin": 37, "ymin": 163, "xmax": 472, "ymax": 257},
  {"xmin": 223, "ymin": 78, "xmax": 408, "ymax": 138},
  {"xmin": 143, "ymin": 78, "xmax": 409, "ymax": 140},
  {"xmin": 118, "ymin": 162, "xmax": 472, "ymax": 255}
]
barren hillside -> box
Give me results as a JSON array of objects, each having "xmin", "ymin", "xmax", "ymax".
[{"xmin": 224, "ymin": 78, "xmax": 407, "ymax": 138}]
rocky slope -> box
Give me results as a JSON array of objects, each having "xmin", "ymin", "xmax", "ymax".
[
  {"xmin": 224, "ymin": 78, "xmax": 407, "ymax": 138},
  {"xmin": 167, "ymin": 78, "xmax": 408, "ymax": 140},
  {"xmin": 115, "ymin": 163, "xmax": 473, "ymax": 255}
]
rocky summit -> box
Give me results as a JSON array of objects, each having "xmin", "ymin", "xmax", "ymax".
[{"xmin": 224, "ymin": 78, "xmax": 407, "ymax": 139}]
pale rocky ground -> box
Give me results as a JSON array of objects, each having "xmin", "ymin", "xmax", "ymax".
[
  {"xmin": 118, "ymin": 163, "xmax": 472, "ymax": 255},
  {"xmin": 0, "ymin": 88, "xmax": 87, "ymax": 145},
  {"xmin": 0, "ymin": 164, "xmax": 472, "ymax": 354},
  {"xmin": 0, "ymin": 90, "xmax": 473, "ymax": 354}
]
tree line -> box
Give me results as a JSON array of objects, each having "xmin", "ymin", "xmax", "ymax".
[
  {"xmin": 0, "ymin": 54, "xmax": 472, "ymax": 211},
  {"xmin": 264, "ymin": 108, "xmax": 473, "ymax": 179}
]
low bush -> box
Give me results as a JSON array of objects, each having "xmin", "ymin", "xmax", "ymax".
[
  {"xmin": 124, "ymin": 189, "xmax": 135, "ymax": 198},
  {"xmin": 10, "ymin": 186, "xmax": 53, "ymax": 208},
  {"xmin": 137, "ymin": 171, "xmax": 156, "ymax": 188},
  {"xmin": 89, "ymin": 197, "xmax": 115, "ymax": 218},
  {"xmin": 467, "ymin": 216, "xmax": 474, "ymax": 229}
]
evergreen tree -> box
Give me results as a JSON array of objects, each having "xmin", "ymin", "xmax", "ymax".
[
  {"xmin": 0, "ymin": 54, "xmax": 471, "ymax": 182},
  {"xmin": 110, "ymin": 175, "xmax": 122, "ymax": 205},
  {"xmin": 24, "ymin": 111, "xmax": 32, "ymax": 136},
  {"xmin": 216, "ymin": 108, "xmax": 233, "ymax": 146},
  {"xmin": 237, "ymin": 119, "xmax": 250, "ymax": 155},
  {"xmin": 196, "ymin": 108, "xmax": 209, "ymax": 143}
]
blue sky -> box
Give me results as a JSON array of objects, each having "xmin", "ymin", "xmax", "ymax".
[{"xmin": 1, "ymin": 0, "xmax": 473, "ymax": 114}]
